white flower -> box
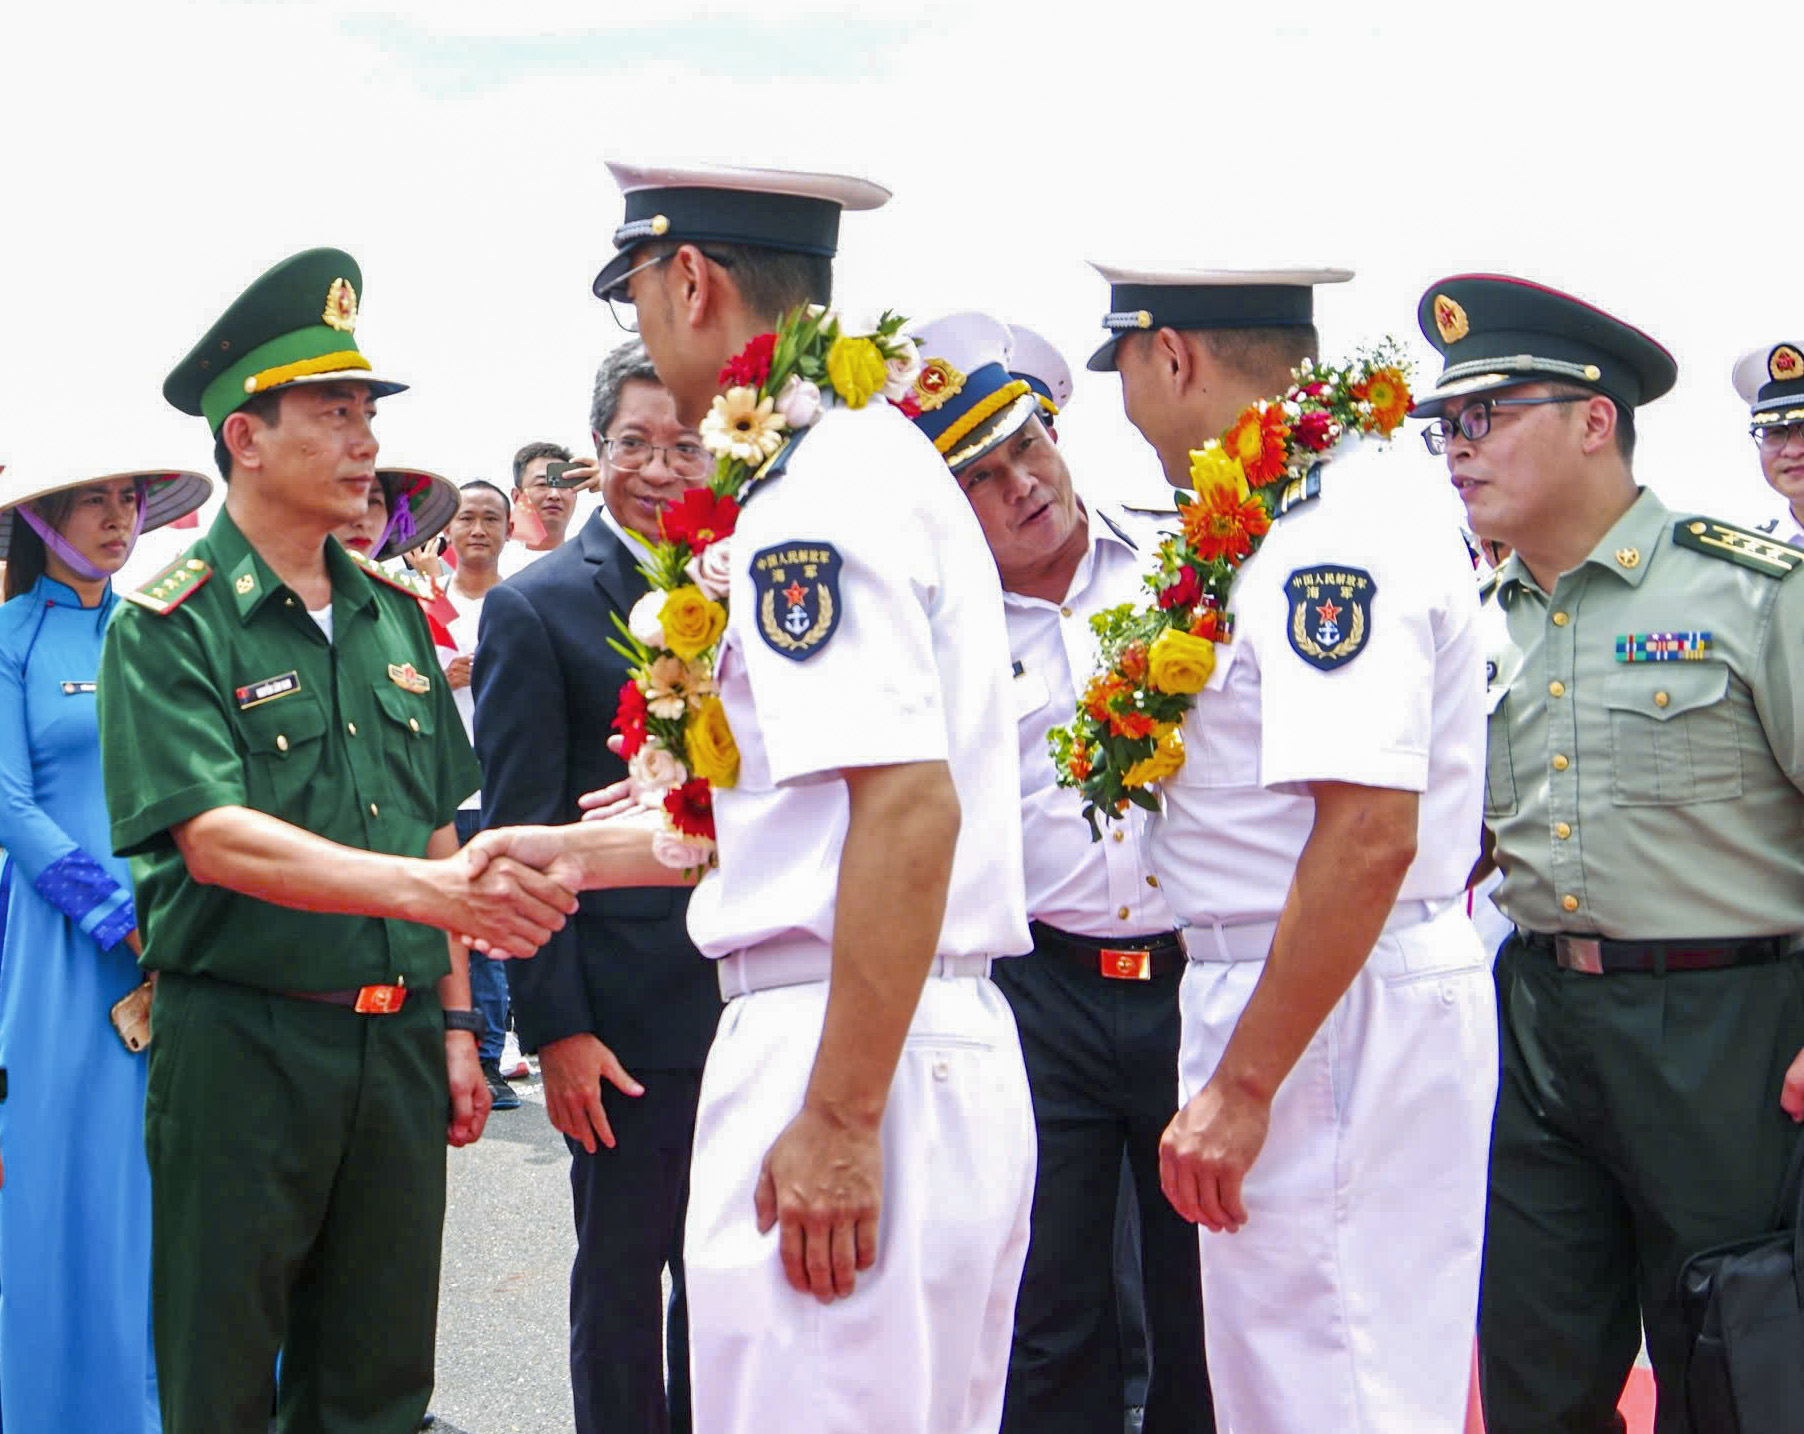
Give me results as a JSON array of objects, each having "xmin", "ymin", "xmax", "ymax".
[
  {"xmin": 685, "ymin": 537, "xmax": 733, "ymax": 601},
  {"xmin": 699, "ymin": 387, "xmax": 786, "ymax": 464},
  {"xmin": 628, "ymin": 591, "xmax": 666, "ymax": 648},
  {"xmin": 835, "ymin": 310, "xmax": 883, "ymax": 339},
  {"xmin": 773, "ymin": 374, "xmax": 824, "ymax": 430},
  {"xmin": 652, "ymin": 828, "xmax": 715, "ymax": 871},
  {"xmin": 643, "ymin": 653, "xmax": 692, "ymax": 719},
  {"xmin": 881, "ymin": 337, "xmax": 922, "ymax": 401},
  {"xmin": 628, "ymin": 742, "xmax": 687, "ymax": 803}
]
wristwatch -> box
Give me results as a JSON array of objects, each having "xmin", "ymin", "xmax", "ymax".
[{"xmin": 443, "ymin": 1008, "xmax": 487, "ymax": 1041}]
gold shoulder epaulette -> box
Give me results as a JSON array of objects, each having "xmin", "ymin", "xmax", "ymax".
[
  {"xmin": 1671, "ymin": 518, "xmax": 1804, "ymax": 579},
  {"xmin": 346, "ymin": 547, "xmax": 429, "ymax": 599},
  {"xmin": 121, "ymin": 556, "xmax": 212, "ymax": 614}
]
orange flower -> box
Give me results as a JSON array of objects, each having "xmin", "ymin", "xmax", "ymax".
[
  {"xmin": 1108, "ymin": 706, "xmax": 1158, "ymax": 741},
  {"xmin": 1353, "ymin": 367, "xmax": 1411, "ymax": 434},
  {"xmin": 1118, "ymin": 641, "xmax": 1149, "ymax": 683},
  {"xmin": 1084, "ymin": 673, "xmax": 1129, "ymax": 723},
  {"xmin": 1224, "ymin": 404, "xmax": 1291, "ymax": 486},
  {"xmin": 1183, "ymin": 478, "xmax": 1272, "ymax": 564},
  {"xmin": 1190, "ymin": 608, "xmax": 1221, "ymax": 641},
  {"xmin": 1068, "ymin": 745, "xmax": 1094, "ymax": 782}
]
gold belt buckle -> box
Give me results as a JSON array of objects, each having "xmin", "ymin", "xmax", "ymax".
[
  {"xmin": 353, "ymin": 983, "xmax": 407, "ymax": 1014},
  {"xmin": 1554, "ymin": 936, "xmax": 1605, "ymax": 975},
  {"xmin": 1100, "ymin": 948, "xmax": 1153, "ymax": 981}
]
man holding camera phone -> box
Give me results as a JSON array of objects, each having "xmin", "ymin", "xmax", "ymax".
[{"xmin": 500, "ymin": 441, "xmax": 586, "ymax": 578}]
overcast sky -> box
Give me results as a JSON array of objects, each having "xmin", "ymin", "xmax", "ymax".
[{"xmin": 2, "ymin": 0, "xmax": 1795, "ymax": 581}]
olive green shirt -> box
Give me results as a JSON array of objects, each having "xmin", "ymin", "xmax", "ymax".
[
  {"xmin": 1485, "ymin": 487, "xmax": 1804, "ymax": 938},
  {"xmin": 98, "ymin": 509, "xmax": 479, "ymax": 991}
]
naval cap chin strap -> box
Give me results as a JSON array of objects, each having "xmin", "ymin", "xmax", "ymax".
[{"xmin": 15, "ymin": 477, "xmax": 150, "ymax": 582}]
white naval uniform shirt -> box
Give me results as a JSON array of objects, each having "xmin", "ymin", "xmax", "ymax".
[
  {"xmin": 1152, "ymin": 437, "xmax": 1486, "ymax": 922},
  {"xmin": 685, "ymin": 403, "xmax": 1032, "ymax": 964},
  {"xmin": 1006, "ymin": 503, "xmax": 1177, "ymax": 938}
]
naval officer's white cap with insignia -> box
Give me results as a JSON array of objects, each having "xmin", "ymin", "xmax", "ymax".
[
  {"xmin": 1006, "ymin": 324, "xmax": 1074, "ymax": 418},
  {"xmin": 592, "ymin": 162, "xmax": 892, "ymax": 302},
  {"xmin": 1733, "ymin": 342, "xmax": 1804, "ymax": 426},
  {"xmin": 1085, "ymin": 264, "xmax": 1353, "ymax": 372},
  {"xmin": 905, "ymin": 312, "xmax": 1045, "ymax": 473},
  {"xmin": 0, "ymin": 449, "xmax": 211, "ymax": 562}
]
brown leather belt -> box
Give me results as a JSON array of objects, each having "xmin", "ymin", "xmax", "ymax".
[
  {"xmin": 1519, "ymin": 930, "xmax": 1794, "ymax": 976},
  {"xmin": 284, "ymin": 983, "xmax": 409, "ymax": 1014},
  {"xmin": 1029, "ymin": 922, "xmax": 1185, "ymax": 981}
]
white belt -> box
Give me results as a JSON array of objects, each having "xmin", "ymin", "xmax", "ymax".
[
  {"xmin": 717, "ymin": 944, "xmax": 993, "ymax": 1000},
  {"xmin": 1178, "ymin": 897, "xmax": 1458, "ymax": 965}
]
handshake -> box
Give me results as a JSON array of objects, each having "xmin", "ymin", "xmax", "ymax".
[{"xmin": 429, "ymin": 779, "xmax": 664, "ymax": 958}]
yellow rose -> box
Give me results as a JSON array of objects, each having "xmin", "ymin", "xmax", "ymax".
[
  {"xmin": 659, "ymin": 585, "xmax": 727, "ymax": 661},
  {"xmin": 1187, "ymin": 442, "xmax": 1250, "ymax": 506},
  {"xmin": 686, "ymin": 695, "xmax": 740, "ymax": 789},
  {"xmin": 825, "ymin": 335, "xmax": 888, "ymax": 409},
  {"xmin": 1122, "ymin": 730, "xmax": 1184, "ymax": 789},
  {"xmin": 1148, "ymin": 628, "xmax": 1216, "ymax": 695}
]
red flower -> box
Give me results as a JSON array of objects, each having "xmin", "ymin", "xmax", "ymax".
[
  {"xmin": 1118, "ymin": 641, "xmax": 1149, "ymax": 683},
  {"xmin": 1190, "ymin": 608, "xmax": 1222, "ymax": 641},
  {"xmin": 718, "ymin": 332, "xmax": 777, "ymax": 391},
  {"xmin": 894, "ymin": 392, "xmax": 923, "ymax": 419},
  {"xmin": 664, "ymin": 778, "xmax": 716, "ymax": 840},
  {"xmin": 1294, "ymin": 410, "xmax": 1338, "ymax": 452},
  {"xmin": 615, "ymin": 679, "xmax": 648, "ymax": 758},
  {"xmin": 1157, "ymin": 565, "xmax": 1202, "ymax": 610},
  {"xmin": 659, "ymin": 488, "xmax": 740, "ymax": 551}
]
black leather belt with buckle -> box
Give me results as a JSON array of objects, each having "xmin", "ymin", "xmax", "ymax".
[
  {"xmin": 1519, "ymin": 929, "xmax": 1793, "ymax": 976},
  {"xmin": 286, "ymin": 982, "xmax": 409, "ymax": 1013},
  {"xmin": 1029, "ymin": 922, "xmax": 1185, "ymax": 981}
]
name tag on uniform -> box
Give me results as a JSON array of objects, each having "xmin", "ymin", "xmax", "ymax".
[
  {"xmin": 59, "ymin": 681, "xmax": 97, "ymax": 695},
  {"xmin": 235, "ymin": 671, "xmax": 301, "ymax": 709},
  {"xmin": 1615, "ymin": 632, "xmax": 1712, "ymax": 663}
]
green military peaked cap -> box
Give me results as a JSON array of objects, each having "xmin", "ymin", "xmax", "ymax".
[
  {"xmin": 163, "ymin": 247, "xmax": 408, "ymax": 431},
  {"xmin": 1411, "ymin": 273, "xmax": 1676, "ymax": 418}
]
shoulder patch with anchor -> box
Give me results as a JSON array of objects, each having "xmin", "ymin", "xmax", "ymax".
[
  {"xmin": 1671, "ymin": 518, "xmax": 1804, "ymax": 579},
  {"xmin": 122, "ymin": 556, "xmax": 212, "ymax": 615},
  {"xmin": 1285, "ymin": 564, "xmax": 1376, "ymax": 671},
  {"xmin": 751, "ymin": 541, "xmax": 842, "ymax": 661}
]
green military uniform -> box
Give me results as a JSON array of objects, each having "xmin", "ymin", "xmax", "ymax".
[
  {"xmin": 98, "ymin": 249, "xmax": 480, "ymax": 1434},
  {"xmin": 1417, "ymin": 275, "xmax": 1804, "ymax": 1434}
]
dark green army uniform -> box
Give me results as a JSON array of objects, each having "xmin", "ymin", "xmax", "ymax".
[
  {"xmin": 1417, "ymin": 276, "xmax": 1804, "ymax": 1434},
  {"xmin": 98, "ymin": 249, "xmax": 480, "ymax": 1434}
]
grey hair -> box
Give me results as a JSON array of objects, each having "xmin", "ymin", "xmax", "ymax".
[{"xmin": 589, "ymin": 339, "xmax": 663, "ymax": 441}]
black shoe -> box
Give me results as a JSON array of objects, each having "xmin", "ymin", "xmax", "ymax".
[{"xmin": 481, "ymin": 1060, "xmax": 521, "ymax": 1111}]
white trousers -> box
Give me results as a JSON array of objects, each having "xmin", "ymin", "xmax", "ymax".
[
  {"xmin": 685, "ymin": 975, "xmax": 1036, "ymax": 1434},
  {"xmin": 1178, "ymin": 902, "xmax": 1498, "ymax": 1434}
]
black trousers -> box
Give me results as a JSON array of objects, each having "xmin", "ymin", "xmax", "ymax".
[
  {"xmin": 568, "ymin": 1068, "xmax": 703, "ymax": 1434},
  {"xmin": 994, "ymin": 947, "xmax": 1215, "ymax": 1434}
]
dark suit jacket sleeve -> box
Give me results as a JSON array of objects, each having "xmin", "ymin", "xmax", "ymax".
[{"xmin": 473, "ymin": 579, "xmax": 591, "ymax": 1049}]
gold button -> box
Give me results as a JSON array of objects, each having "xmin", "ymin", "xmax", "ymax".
[
  {"xmin": 347, "ymin": 722, "xmax": 358, "ymax": 736},
  {"xmin": 1146, "ymin": 875, "xmax": 1159, "ymax": 888},
  {"xmin": 1552, "ymin": 611, "xmax": 1570, "ymax": 626},
  {"xmin": 1555, "ymin": 822, "xmax": 1571, "ymax": 839},
  {"xmin": 1552, "ymin": 754, "xmax": 1570, "ymax": 771},
  {"xmin": 1117, "ymin": 906, "xmax": 1130, "ymax": 920},
  {"xmin": 1562, "ymin": 895, "xmax": 1580, "ymax": 912},
  {"xmin": 1549, "ymin": 681, "xmax": 1566, "ymax": 697},
  {"xmin": 1654, "ymin": 691, "xmax": 1670, "ymax": 708},
  {"xmin": 1060, "ymin": 606, "xmax": 1073, "ymax": 618},
  {"xmin": 285, "ymin": 597, "xmax": 296, "ymax": 608},
  {"xmin": 275, "ymin": 734, "xmax": 289, "ymax": 753},
  {"xmin": 408, "ymin": 717, "xmax": 420, "ymax": 733},
  {"xmin": 1111, "ymin": 830, "xmax": 1125, "ymax": 844},
  {"xmin": 369, "ymin": 802, "xmax": 379, "ymax": 817}
]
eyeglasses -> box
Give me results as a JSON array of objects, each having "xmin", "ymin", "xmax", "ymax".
[
  {"xmin": 1752, "ymin": 421, "xmax": 1804, "ymax": 452},
  {"xmin": 1421, "ymin": 394, "xmax": 1592, "ymax": 455},
  {"xmin": 604, "ymin": 253, "xmax": 672, "ymax": 333},
  {"xmin": 603, "ymin": 436, "xmax": 712, "ymax": 476}
]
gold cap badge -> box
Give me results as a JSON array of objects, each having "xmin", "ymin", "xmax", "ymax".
[
  {"xmin": 235, "ymin": 573, "xmax": 256, "ymax": 594},
  {"xmin": 1433, "ymin": 295, "xmax": 1469, "ymax": 345},
  {"xmin": 1615, "ymin": 547, "xmax": 1641, "ymax": 569},
  {"xmin": 323, "ymin": 277, "xmax": 359, "ymax": 333},
  {"xmin": 912, "ymin": 358, "xmax": 966, "ymax": 414},
  {"xmin": 1771, "ymin": 345, "xmax": 1803, "ymax": 383}
]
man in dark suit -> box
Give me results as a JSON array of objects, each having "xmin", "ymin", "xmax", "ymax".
[{"xmin": 473, "ymin": 340, "xmax": 721, "ymax": 1434}]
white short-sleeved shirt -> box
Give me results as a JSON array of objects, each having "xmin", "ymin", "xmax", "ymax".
[
  {"xmin": 685, "ymin": 404, "xmax": 1031, "ymax": 962},
  {"xmin": 1006, "ymin": 503, "xmax": 1177, "ymax": 938},
  {"xmin": 1151, "ymin": 438, "xmax": 1485, "ymax": 924},
  {"xmin": 443, "ymin": 583, "xmax": 487, "ymax": 812}
]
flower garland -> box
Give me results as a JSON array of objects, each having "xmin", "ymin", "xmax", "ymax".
[
  {"xmin": 1046, "ymin": 345, "xmax": 1412, "ymax": 834},
  {"xmin": 610, "ymin": 306, "xmax": 919, "ymax": 867}
]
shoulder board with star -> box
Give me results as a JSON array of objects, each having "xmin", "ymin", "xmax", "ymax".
[
  {"xmin": 1275, "ymin": 467, "xmax": 1324, "ymax": 520},
  {"xmin": 121, "ymin": 555, "xmax": 213, "ymax": 614},
  {"xmin": 1670, "ymin": 517, "xmax": 1804, "ymax": 579},
  {"xmin": 346, "ymin": 546, "xmax": 432, "ymax": 598}
]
